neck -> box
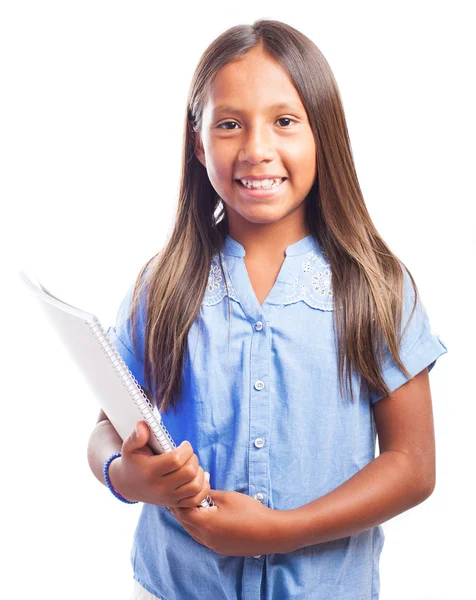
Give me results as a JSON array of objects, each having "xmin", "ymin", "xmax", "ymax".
[{"xmin": 227, "ymin": 222, "xmax": 310, "ymax": 262}]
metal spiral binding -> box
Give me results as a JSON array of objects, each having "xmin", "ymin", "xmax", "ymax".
[{"xmin": 88, "ymin": 318, "xmax": 214, "ymax": 508}]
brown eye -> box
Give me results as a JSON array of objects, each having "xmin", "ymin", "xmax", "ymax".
[
  {"xmin": 218, "ymin": 121, "xmax": 239, "ymax": 130},
  {"xmin": 277, "ymin": 118, "xmax": 294, "ymax": 127}
]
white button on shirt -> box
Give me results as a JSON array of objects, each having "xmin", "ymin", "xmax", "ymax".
[{"xmin": 107, "ymin": 232, "xmax": 448, "ymax": 600}]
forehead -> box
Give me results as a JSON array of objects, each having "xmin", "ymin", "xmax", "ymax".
[{"xmin": 204, "ymin": 49, "xmax": 305, "ymax": 116}]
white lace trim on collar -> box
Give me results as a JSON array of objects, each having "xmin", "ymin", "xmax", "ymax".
[
  {"xmin": 203, "ymin": 255, "xmax": 240, "ymax": 306},
  {"xmin": 284, "ymin": 250, "xmax": 334, "ymax": 311},
  {"xmin": 202, "ymin": 250, "xmax": 334, "ymax": 311}
]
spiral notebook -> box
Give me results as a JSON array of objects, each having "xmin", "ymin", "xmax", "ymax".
[{"xmin": 19, "ymin": 268, "xmax": 213, "ymax": 509}]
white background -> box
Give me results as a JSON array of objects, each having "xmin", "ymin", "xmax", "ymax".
[{"xmin": 2, "ymin": 1, "xmax": 474, "ymax": 599}]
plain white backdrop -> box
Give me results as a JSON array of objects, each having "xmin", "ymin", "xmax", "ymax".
[{"xmin": 2, "ymin": 1, "xmax": 474, "ymax": 598}]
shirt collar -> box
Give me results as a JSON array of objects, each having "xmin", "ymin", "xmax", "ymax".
[{"xmin": 222, "ymin": 233, "xmax": 319, "ymax": 258}]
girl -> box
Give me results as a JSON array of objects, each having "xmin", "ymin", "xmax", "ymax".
[{"xmin": 87, "ymin": 19, "xmax": 448, "ymax": 600}]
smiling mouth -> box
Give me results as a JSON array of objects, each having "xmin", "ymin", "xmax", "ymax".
[
  {"xmin": 235, "ymin": 177, "xmax": 287, "ymax": 188},
  {"xmin": 233, "ymin": 177, "xmax": 288, "ymax": 200}
]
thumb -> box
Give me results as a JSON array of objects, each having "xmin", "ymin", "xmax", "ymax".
[{"xmin": 123, "ymin": 421, "xmax": 151, "ymax": 454}]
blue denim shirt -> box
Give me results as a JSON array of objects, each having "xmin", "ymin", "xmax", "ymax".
[{"xmin": 107, "ymin": 233, "xmax": 448, "ymax": 600}]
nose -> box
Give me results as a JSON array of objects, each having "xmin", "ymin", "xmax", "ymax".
[{"xmin": 238, "ymin": 125, "xmax": 275, "ymax": 164}]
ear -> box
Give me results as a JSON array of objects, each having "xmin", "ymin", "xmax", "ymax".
[{"xmin": 194, "ymin": 133, "xmax": 206, "ymax": 168}]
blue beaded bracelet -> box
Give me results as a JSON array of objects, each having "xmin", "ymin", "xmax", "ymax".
[{"xmin": 103, "ymin": 452, "xmax": 138, "ymax": 504}]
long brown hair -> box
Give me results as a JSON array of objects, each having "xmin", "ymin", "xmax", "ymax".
[{"xmin": 127, "ymin": 19, "xmax": 419, "ymax": 415}]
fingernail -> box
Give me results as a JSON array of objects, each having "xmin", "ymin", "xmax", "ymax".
[{"xmin": 205, "ymin": 472, "xmax": 210, "ymax": 482}]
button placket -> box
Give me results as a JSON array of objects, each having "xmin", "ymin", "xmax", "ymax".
[
  {"xmin": 252, "ymin": 491, "xmax": 265, "ymax": 558},
  {"xmin": 248, "ymin": 308, "xmax": 269, "ymax": 569}
]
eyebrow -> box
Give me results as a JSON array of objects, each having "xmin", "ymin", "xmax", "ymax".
[{"xmin": 212, "ymin": 102, "xmax": 303, "ymax": 116}]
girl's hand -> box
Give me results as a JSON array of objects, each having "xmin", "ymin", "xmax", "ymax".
[
  {"xmin": 168, "ymin": 488, "xmax": 281, "ymax": 556},
  {"xmin": 109, "ymin": 421, "xmax": 211, "ymax": 508}
]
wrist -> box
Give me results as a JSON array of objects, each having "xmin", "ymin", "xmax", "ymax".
[{"xmin": 107, "ymin": 455, "xmax": 139, "ymax": 504}]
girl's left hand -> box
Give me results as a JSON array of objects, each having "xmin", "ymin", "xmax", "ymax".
[{"xmin": 168, "ymin": 488, "xmax": 281, "ymax": 556}]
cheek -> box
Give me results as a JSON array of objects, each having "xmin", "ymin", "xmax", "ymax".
[
  {"xmin": 297, "ymin": 140, "xmax": 317, "ymax": 181},
  {"xmin": 206, "ymin": 151, "xmax": 233, "ymax": 183}
]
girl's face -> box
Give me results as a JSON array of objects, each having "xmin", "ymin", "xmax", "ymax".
[{"xmin": 194, "ymin": 45, "xmax": 317, "ymax": 238}]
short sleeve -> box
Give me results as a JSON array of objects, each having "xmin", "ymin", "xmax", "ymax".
[
  {"xmin": 369, "ymin": 267, "xmax": 448, "ymax": 403},
  {"xmin": 106, "ymin": 279, "xmax": 149, "ymax": 390}
]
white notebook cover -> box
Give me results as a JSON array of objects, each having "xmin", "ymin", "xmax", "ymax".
[
  {"xmin": 18, "ymin": 268, "xmax": 214, "ymax": 508},
  {"xmin": 19, "ymin": 268, "xmax": 176, "ymax": 454}
]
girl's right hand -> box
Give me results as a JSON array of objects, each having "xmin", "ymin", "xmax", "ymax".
[{"xmin": 109, "ymin": 421, "xmax": 211, "ymax": 508}]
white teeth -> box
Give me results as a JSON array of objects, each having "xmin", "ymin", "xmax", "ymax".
[{"xmin": 240, "ymin": 177, "xmax": 283, "ymax": 189}]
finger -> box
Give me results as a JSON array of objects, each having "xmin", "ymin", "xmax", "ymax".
[
  {"xmin": 173, "ymin": 504, "xmax": 217, "ymax": 525},
  {"xmin": 171, "ymin": 506, "xmax": 198, "ymax": 520},
  {"xmin": 173, "ymin": 466, "xmax": 210, "ymax": 507},
  {"xmin": 168, "ymin": 505, "xmax": 197, "ymax": 520},
  {"xmin": 168, "ymin": 455, "xmax": 201, "ymax": 495},
  {"xmin": 153, "ymin": 441, "xmax": 196, "ymax": 477}
]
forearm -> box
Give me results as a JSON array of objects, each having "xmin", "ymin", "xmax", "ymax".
[
  {"xmin": 87, "ymin": 419, "xmax": 123, "ymax": 486},
  {"xmin": 275, "ymin": 450, "xmax": 434, "ymax": 553}
]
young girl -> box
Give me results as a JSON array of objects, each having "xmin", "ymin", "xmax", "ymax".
[{"xmin": 87, "ymin": 19, "xmax": 448, "ymax": 600}]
